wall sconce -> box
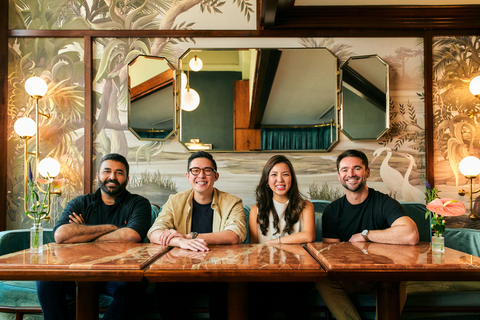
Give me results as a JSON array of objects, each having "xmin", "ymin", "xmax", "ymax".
[
  {"xmin": 458, "ymin": 156, "xmax": 480, "ymax": 219},
  {"xmin": 14, "ymin": 76, "xmax": 62, "ymax": 217},
  {"xmin": 189, "ymin": 54, "xmax": 203, "ymax": 72},
  {"xmin": 185, "ymin": 139, "xmax": 212, "ymax": 150}
]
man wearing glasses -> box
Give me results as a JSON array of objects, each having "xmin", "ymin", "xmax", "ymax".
[
  {"xmin": 147, "ymin": 151, "xmax": 246, "ymax": 320},
  {"xmin": 147, "ymin": 151, "xmax": 247, "ymax": 251}
]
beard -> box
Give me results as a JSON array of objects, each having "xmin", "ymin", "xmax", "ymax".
[
  {"xmin": 341, "ymin": 176, "xmax": 367, "ymax": 192},
  {"xmin": 98, "ymin": 178, "xmax": 127, "ymax": 196}
]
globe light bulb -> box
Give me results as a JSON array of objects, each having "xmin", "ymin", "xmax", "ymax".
[
  {"xmin": 189, "ymin": 55, "xmax": 203, "ymax": 72},
  {"xmin": 25, "ymin": 77, "xmax": 48, "ymax": 97},
  {"xmin": 181, "ymin": 72, "xmax": 188, "ymax": 89},
  {"xmin": 181, "ymin": 88, "xmax": 200, "ymax": 111},
  {"xmin": 470, "ymin": 76, "xmax": 480, "ymax": 96},
  {"xmin": 14, "ymin": 117, "xmax": 36, "ymax": 137},
  {"xmin": 459, "ymin": 156, "xmax": 480, "ymax": 177},
  {"xmin": 38, "ymin": 158, "xmax": 61, "ymax": 178}
]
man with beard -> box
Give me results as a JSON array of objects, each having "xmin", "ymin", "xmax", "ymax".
[
  {"xmin": 36, "ymin": 153, "xmax": 151, "ymax": 320},
  {"xmin": 317, "ymin": 149, "xmax": 419, "ymax": 320}
]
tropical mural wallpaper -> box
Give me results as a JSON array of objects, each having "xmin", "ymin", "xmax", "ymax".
[{"xmin": 6, "ymin": 0, "xmax": 479, "ymax": 230}]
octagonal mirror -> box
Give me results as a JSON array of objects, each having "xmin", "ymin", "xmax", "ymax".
[
  {"xmin": 178, "ymin": 48, "xmax": 338, "ymax": 152},
  {"xmin": 340, "ymin": 55, "xmax": 389, "ymax": 140},
  {"xmin": 127, "ymin": 55, "xmax": 176, "ymax": 141}
]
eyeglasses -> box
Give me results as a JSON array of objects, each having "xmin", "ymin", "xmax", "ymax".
[{"xmin": 188, "ymin": 167, "xmax": 216, "ymax": 176}]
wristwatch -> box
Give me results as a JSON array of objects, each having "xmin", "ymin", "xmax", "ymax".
[
  {"xmin": 190, "ymin": 232, "xmax": 198, "ymax": 239},
  {"xmin": 361, "ymin": 229, "xmax": 370, "ymax": 241}
]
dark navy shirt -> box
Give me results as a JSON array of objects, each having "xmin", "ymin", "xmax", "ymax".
[
  {"xmin": 191, "ymin": 198, "xmax": 214, "ymax": 234},
  {"xmin": 322, "ymin": 188, "xmax": 406, "ymax": 242},
  {"xmin": 54, "ymin": 188, "xmax": 152, "ymax": 241}
]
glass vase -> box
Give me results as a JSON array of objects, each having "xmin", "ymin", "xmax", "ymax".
[
  {"xmin": 30, "ymin": 223, "xmax": 43, "ymax": 253},
  {"xmin": 432, "ymin": 235, "xmax": 444, "ymax": 253}
]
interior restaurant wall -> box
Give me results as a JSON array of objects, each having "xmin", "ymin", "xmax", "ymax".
[{"xmin": 4, "ymin": 0, "xmax": 479, "ymax": 230}]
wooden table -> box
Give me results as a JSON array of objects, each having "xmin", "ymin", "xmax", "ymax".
[
  {"xmin": 145, "ymin": 243, "xmax": 324, "ymax": 320},
  {"xmin": 306, "ymin": 241, "xmax": 480, "ymax": 320},
  {"xmin": 0, "ymin": 242, "xmax": 169, "ymax": 320}
]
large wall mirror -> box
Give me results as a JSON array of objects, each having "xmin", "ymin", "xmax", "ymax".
[
  {"xmin": 340, "ymin": 55, "xmax": 389, "ymax": 140},
  {"xmin": 127, "ymin": 55, "xmax": 176, "ymax": 141},
  {"xmin": 178, "ymin": 48, "xmax": 338, "ymax": 152}
]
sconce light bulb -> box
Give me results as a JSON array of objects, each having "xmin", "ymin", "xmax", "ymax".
[
  {"xmin": 14, "ymin": 117, "xmax": 36, "ymax": 137},
  {"xmin": 25, "ymin": 77, "xmax": 48, "ymax": 97},
  {"xmin": 181, "ymin": 72, "xmax": 188, "ymax": 89},
  {"xmin": 459, "ymin": 156, "xmax": 480, "ymax": 177},
  {"xmin": 181, "ymin": 88, "xmax": 200, "ymax": 111},
  {"xmin": 469, "ymin": 76, "xmax": 480, "ymax": 97},
  {"xmin": 189, "ymin": 55, "xmax": 203, "ymax": 72},
  {"xmin": 38, "ymin": 158, "xmax": 61, "ymax": 178}
]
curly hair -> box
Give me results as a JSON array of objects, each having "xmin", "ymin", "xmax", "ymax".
[{"xmin": 255, "ymin": 155, "xmax": 306, "ymax": 236}]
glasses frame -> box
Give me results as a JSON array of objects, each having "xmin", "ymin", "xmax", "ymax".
[{"xmin": 188, "ymin": 167, "xmax": 216, "ymax": 176}]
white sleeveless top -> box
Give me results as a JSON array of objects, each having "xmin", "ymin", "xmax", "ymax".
[{"xmin": 256, "ymin": 199, "xmax": 304, "ymax": 244}]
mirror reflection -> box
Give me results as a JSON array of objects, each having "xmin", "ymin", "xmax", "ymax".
[
  {"xmin": 128, "ymin": 55, "xmax": 176, "ymax": 141},
  {"xmin": 340, "ymin": 55, "xmax": 389, "ymax": 140},
  {"xmin": 179, "ymin": 48, "xmax": 338, "ymax": 152}
]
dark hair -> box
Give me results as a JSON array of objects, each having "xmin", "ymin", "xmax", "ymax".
[
  {"xmin": 187, "ymin": 151, "xmax": 217, "ymax": 172},
  {"xmin": 336, "ymin": 149, "xmax": 369, "ymax": 172},
  {"xmin": 98, "ymin": 153, "xmax": 129, "ymax": 177},
  {"xmin": 255, "ymin": 155, "xmax": 305, "ymax": 236}
]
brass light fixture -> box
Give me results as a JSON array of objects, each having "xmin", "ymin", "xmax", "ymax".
[
  {"xmin": 458, "ymin": 156, "xmax": 480, "ymax": 220},
  {"xmin": 14, "ymin": 76, "xmax": 62, "ymax": 217},
  {"xmin": 180, "ymin": 68, "xmax": 200, "ymax": 112},
  {"xmin": 189, "ymin": 54, "xmax": 203, "ymax": 72}
]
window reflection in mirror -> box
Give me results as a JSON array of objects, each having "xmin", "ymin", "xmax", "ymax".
[
  {"xmin": 340, "ymin": 55, "xmax": 389, "ymax": 141},
  {"xmin": 127, "ymin": 55, "xmax": 176, "ymax": 141},
  {"xmin": 178, "ymin": 48, "xmax": 338, "ymax": 152}
]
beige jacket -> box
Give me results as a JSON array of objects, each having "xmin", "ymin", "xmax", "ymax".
[{"xmin": 147, "ymin": 188, "xmax": 247, "ymax": 243}]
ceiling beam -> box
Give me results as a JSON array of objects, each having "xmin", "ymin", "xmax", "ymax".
[
  {"xmin": 249, "ymin": 49, "xmax": 282, "ymax": 129},
  {"xmin": 264, "ymin": 5, "xmax": 480, "ymax": 30}
]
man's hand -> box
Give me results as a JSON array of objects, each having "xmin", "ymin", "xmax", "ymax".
[
  {"xmin": 176, "ymin": 238, "xmax": 209, "ymax": 252},
  {"xmin": 158, "ymin": 229, "xmax": 186, "ymax": 246},
  {"xmin": 68, "ymin": 212, "xmax": 85, "ymax": 224},
  {"xmin": 349, "ymin": 233, "xmax": 366, "ymax": 242}
]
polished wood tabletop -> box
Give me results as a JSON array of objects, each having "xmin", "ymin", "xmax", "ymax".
[
  {"xmin": 146, "ymin": 243, "xmax": 323, "ymax": 282},
  {"xmin": 306, "ymin": 241, "xmax": 480, "ymax": 279},
  {"xmin": 0, "ymin": 242, "xmax": 170, "ymax": 320},
  {"xmin": 306, "ymin": 241, "xmax": 480, "ymax": 320},
  {"xmin": 146, "ymin": 243, "xmax": 324, "ymax": 320}
]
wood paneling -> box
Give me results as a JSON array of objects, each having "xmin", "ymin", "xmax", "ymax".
[
  {"xmin": 234, "ymin": 80, "xmax": 260, "ymax": 151},
  {"xmin": 0, "ymin": 0, "xmax": 8, "ymax": 231}
]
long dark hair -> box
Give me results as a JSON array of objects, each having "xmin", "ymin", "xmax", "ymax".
[{"xmin": 255, "ymin": 155, "xmax": 306, "ymax": 236}]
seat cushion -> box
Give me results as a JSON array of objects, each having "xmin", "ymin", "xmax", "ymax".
[{"xmin": 0, "ymin": 280, "xmax": 113, "ymax": 309}]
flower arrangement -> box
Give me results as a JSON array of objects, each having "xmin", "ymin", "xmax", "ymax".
[
  {"xmin": 423, "ymin": 175, "xmax": 466, "ymax": 237},
  {"xmin": 25, "ymin": 161, "xmax": 64, "ymax": 250}
]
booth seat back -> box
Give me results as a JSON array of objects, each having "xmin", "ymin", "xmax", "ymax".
[
  {"xmin": 0, "ymin": 229, "xmax": 54, "ymax": 255},
  {"xmin": 309, "ymin": 200, "xmax": 431, "ymax": 243}
]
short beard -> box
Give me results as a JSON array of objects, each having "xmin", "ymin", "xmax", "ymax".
[
  {"xmin": 98, "ymin": 179, "xmax": 127, "ymax": 196},
  {"xmin": 341, "ymin": 177, "xmax": 367, "ymax": 192}
]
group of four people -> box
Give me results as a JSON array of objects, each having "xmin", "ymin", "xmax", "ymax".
[{"xmin": 37, "ymin": 149, "xmax": 419, "ymax": 320}]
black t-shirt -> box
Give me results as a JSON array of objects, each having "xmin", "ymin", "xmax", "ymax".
[
  {"xmin": 322, "ymin": 188, "xmax": 406, "ymax": 241},
  {"xmin": 191, "ymin": 198, "xmax": 214, "ymax": 233}
]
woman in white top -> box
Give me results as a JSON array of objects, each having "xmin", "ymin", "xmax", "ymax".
[{"xmin": 249, "ymin": 155, "xmax": 315, "ymax": 245}]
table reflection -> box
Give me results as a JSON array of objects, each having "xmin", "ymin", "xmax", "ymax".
[{"xmin": 150, "ymin": 244, "xmax": 321, "ymax": 270}]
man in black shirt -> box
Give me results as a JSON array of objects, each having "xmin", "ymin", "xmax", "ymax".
[
  {"xmin": 37, "ymin": 153, "xmax": 152, "ymax": 320},
  {"xmin": 318, "ymin": 149, "xmax": 419, "ymax": 320}
]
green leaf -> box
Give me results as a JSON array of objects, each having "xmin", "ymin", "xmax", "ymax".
[{"xmin": 93, "ymin": 39, "xmax": 126, "ymax": 83}]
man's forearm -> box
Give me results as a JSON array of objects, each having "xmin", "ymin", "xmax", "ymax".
[
  {"xmin": 94, "ymin": 227, "xmax": 141, "ymax": 243},
  {"xmin": 55, "ymin": 224, "xmax": 118, "ymax": 244},
  {"xmin": 198, "ymin": 230, "xmax": 239, "ymax": 245}
]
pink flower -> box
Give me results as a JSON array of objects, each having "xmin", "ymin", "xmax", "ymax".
[{"xmin": 426, "ymin": 198, "xmax": 467, "ymax": 217}]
